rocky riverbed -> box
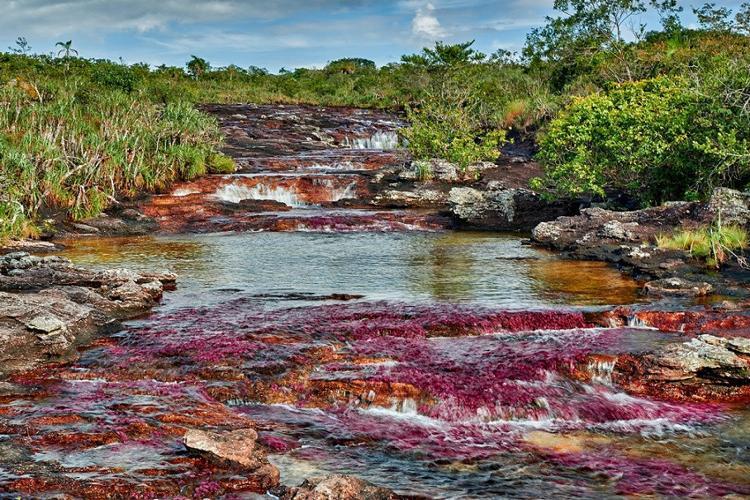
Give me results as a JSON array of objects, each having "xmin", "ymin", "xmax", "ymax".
[{"xmin": 2, "ymin": 104, "xmax": 750, "ymax": 498}]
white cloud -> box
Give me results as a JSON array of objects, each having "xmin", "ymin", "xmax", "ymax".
[{"xmin": 411, "ymin": 3, "xmax": 448, "ymax": 39}]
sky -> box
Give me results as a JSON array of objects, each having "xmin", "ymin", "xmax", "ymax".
[{"xmin": 0, "ymin": 0, "xmax": 746, "ymax": 72}]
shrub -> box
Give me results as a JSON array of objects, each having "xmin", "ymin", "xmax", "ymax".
[
  {"xmin": 533, "ymin": 76, "xmax": 750, "ymax": 205},
  {"xmin": 401, "ymin": 79, "xmax": 507, "ymax": 172},
  {"xmin": 90, "ymin": 62, "xmax": 142, "ymax": 92}
]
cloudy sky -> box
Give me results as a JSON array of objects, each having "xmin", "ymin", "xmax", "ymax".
[{"xmin": 1, "ymin": 0, "xmax": 745, "ymax": 71}]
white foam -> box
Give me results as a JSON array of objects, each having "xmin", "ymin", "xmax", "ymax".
[
  {"xmin": 214, "ymin": 183, "xmax": 307, "ymax": 207},
  {"xmin": 344, "ymin": 131, "xmax": 399, "ymax": 150}
]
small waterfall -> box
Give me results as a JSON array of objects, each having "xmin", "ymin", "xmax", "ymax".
[
  {"xmin": 344, "ymin": 131, "xmax": 399, "ymax": 150},
  {"xmin": 587, "ymin": 359, "xmax": 617, "ymax": 386},
  {"xmin": 626, "ymin": 316, "xmax": 657, "ymax": 329},
  {"xmin": 214, "ymin": 183, "xmax": 307, "ymax": 207},
  {"xmin": 313, "ymin": 179, "xmax": 359, "ymax": 201}
]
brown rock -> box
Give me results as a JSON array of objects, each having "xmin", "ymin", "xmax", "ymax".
[
  {"xmin": 183, "ymin": 428, "xmax": 270, "ymax": 471},
  {"xmin": 276, "ymin": 475, "xmax": 397, "ymax": 500}
]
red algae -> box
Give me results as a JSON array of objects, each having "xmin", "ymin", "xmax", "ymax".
[{"xmin": 2, "ymin": 283, "xmax": 748, "ymax": 496}]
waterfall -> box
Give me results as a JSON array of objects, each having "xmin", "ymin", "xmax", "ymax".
[
  {"xmin": 344, "ymin": 131, "xmax": 400, "ymax": 150},
  {"xmin": 214, "ymin": 183, "xmax": 307, "ymax": 207}
]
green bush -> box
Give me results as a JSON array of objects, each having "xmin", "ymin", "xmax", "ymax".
[
  {"xmin": 90, "ymin": 62, "xmax": 142, "ymax": 93},
  {"xmin": 401, "ymin": 79, "xmax": 507, "ymax": 172},
  {"xmin": 533, "ymin": 76, "xmax": 750, "ymax": 205}
]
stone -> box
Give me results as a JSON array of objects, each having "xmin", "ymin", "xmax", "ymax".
[
  {"xmin": 0, "ymin": 255, "xmax": 175, "ymax": 376},
  {"xmin": 25, "ymin": 315, "xmax": 66, "ymax": 333},
  {"xmin": 643, "ymin": 278, "xmax": 713, "ymax": 297},
  {"xmin": 613, "ymin": 333, "xmax": 750, "ymax": 402},
  {"xmin": 276, "ymin": 475, "xmax": 396, "ymax": 500},
  {"xmin": 706, "ymin": 187, "xmax": 750, "ymax": 226},
  {"xmin": 183, "ymin": 428, "xmax": 269, "ymax": 471},
  {"xmin": 449, "ymin": 184, "xmax": 578, "ymax": 231}
]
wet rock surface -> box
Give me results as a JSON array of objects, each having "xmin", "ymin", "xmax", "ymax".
[
  {"xmin": 0, "ymin": 251, "xmax": 174, "ymax": 375},
  {"xmin": 128, "ymin": 104, "xmax": 575, "ymax": 235},
  {"xmin": 531, "ymin": 190, "xmax": 750, "ymax": 296},
  {"xmin": 274, "ymin": 474, "xmax": 399, "ymax": 500}
]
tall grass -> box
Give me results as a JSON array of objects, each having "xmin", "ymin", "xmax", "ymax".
[
  {"xmin": 0, "ymin": 81, "xmax": 233, "ymax": 239},
  {"xmin": 656, "ymin": 223, "xmax": 748, "ymax": 268}
]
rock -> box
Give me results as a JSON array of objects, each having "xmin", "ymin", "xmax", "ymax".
[
  {"xmin": 449, "ymin": 183, "xmax": 579, "ymax": 231},
  {"xmin": 183, "ymin": 428, "xmax": 274, "ymax": 473},
  {"xmin": 0, "ymin": 255, "xmax": 175, "ymax": 376},
  {"xmin": 643, "ymin": 278, "xmax": 713, "ymax": 297},
  {"xmin": 275, "ymin": 475, "xmax": 397, "ymax": 500},
  {"xmin": 25, "ymin": 315, "xmax": 67, "ymax": 333},
  {"xmin": 614, "ymin": 334, "xmax": 750, "ymax": 402},
  {"xmin": 599, "ymin": 220, "xmax": 638, "ymax": 241},
  {"xmin": 374, "ymin": 188, "xmax": 447, "ymax": 208},
  {"xmin": 705, "ymin": 187, "xmax": 750, "ymax": 226}
]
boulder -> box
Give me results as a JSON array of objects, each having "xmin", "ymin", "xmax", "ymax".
[
  {"xmin": 183, "ymin": 428, "xmax": 265, "ymax": 470},
  {"xmin": 450, "ymin": 182, "xmax": 579, "ymax": 231},
  {"xmin": 182, "ymin": 428, "xmax": 280, "ymax": 489},
  {"xmin": 614, "ymin": 334, "xmax": 750, "ymax": 402},
  {"xmin": 0, "ymin": 252, "xmax": 176, "ymax": 376}
]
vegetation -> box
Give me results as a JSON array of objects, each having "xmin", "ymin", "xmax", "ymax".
[
  {"xmin": 656, "ymin": 223, "xmax": 748, "ymax": 268},
  {"xmin": 1, "ymin": 0, "xmax": 750, "ymax": 238},
  {"xmin": 0, "ymin": 82, "xmax": 231, "ymax": 239}
]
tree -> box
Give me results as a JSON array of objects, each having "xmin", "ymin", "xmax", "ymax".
[
  {"xmin": 186, "ymin": 55, "xmax": 210, "ymax": 79},
  {"xmin": 325, "ymin": 58, "xmax": 376, "ymax": 74},
  {"xmin": 8, "ymin": 36, "xmax": 31, "ymax": 54},
  {"xmin": 55, "ymin": 40, "xmax": 78, "ymax": 58},
  {"xmin": 693, "ymin": 3, "xmax": 733, "ymax": 32},
  {"xmin": 523, "ymin": 0, "xmax": 682, "ymax": 87},
  {"xmin": 401, "ymin": 41, "xmax": 486, "ymax": 69},
  {"xmin": 736, "ymin": 2, "xmax": 750, "ymax": 35}
]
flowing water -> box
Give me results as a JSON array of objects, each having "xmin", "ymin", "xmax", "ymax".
[
  {"xmin": 3, "ymin": 105, "xmax": 750, "ymax": 499},
  {"xmin": 42, "ymin": 231, "xmax": 750, "ymax": 498}
]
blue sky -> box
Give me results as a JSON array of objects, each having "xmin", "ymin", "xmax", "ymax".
[{"xmin": 1, "ymin": 0, "xmax": 746, "ymax": 72}]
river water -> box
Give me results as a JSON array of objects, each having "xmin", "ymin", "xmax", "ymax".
[{"xmin": 51, "ymin": 232, "xmax": 750, "ymax": 498}]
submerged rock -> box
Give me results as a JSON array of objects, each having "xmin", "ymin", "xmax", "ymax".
[{"xmin": 274, "ymin": 475, "xmax": 397, "ymax": 500}]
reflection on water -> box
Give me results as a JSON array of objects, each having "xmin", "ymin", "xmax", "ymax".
[{"xmin": 57, "ymin": 232, "xmax": 642, "ymax": 309}]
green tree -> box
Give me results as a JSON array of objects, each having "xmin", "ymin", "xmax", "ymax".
[
  {"xmin": 693, "ymin": 3, "xmax": 733, "ymax": 32},
  {"xmin": 55, "ymin": 40, "xmax": 78, "ymax": 58},
  {"xmin": 8, "ymin": 37, "xmax": 31, "ymax": 55},
  {"xmin": 401, "ymin": 41, "xmax": 485, "ymax": 69},
  {"xmin": 186, "ymin": 55, "xmax": 210, "ymax": 79},
  {"xmin": 736, "ymin": 2, "xmax": 750, "ymax": 35}
]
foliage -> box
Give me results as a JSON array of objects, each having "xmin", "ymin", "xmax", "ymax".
[
  {"xmin": 532, "ymin": 75, "xmax": 750, "ymax": 205},
  {"xmin": 656, "ymin": 223, "xmax": 748, "ymax": 268},
  {"xmin": 186, "ymin": 56, "xmax": 210, "ymax": 79},
  {"xmin": 0, "ymin": 84, "xmax": 227, "ymax": 236},
  {"xmin": 401, "ymin": 40, "xmax": 486, "ymax": 69},
  {"xmin": 401, "ymin": 79, "xmax": 506, "ymax": 172}
]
